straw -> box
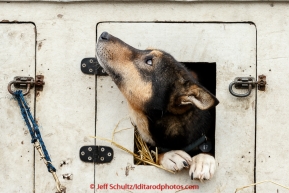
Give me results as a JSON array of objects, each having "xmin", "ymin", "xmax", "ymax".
[
  {"xmin": 235, "ymin": 180, "xmax": 289, "ymax": 192},
  {"xmin": 91, "ymin": 135, "xmax": 174, "ymax": 174},
  {"xmin": 91, "ymin": 118, "xmax": 174, "ymax": 173}
]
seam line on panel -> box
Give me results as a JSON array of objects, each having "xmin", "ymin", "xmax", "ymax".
[
  {"xmin": 254, "ymin": 24, "xmax": 258, "ymax": 193},
  {"xmin": 32, "ymin": 22, "xmax": 37, "ymax": 193},
  {"xmin": 94, "ymin": 74, "xmax": 96, "ymax": 193},
  {"xmin": 94, "ymin": 25, "xmax": 98, "ymax": 193},
  {"xmin": 97, "ymin": 21, "xmax": 256, "ymax": 25}
]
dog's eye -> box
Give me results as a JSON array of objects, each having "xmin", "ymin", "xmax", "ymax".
[{"xmin": 146, "ymin": 59, "xmax": 153, "ymax": 66}]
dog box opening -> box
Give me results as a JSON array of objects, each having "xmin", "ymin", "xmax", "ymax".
[{"xmin": 133, "ymin": 62, "xmax": 217, "ymax": 165}]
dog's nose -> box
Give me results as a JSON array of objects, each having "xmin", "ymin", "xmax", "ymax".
[{"xmin": 100, "ymin": 32, "xmax": 109, "ymax": 40}]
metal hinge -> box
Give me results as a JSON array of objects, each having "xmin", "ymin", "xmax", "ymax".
[
  {"xmin": 229, "ymin": 75, "xmax": 266, "ymax": 97},
  {"xmin": 79, "ymin": 146, "xmax": 114, "ymax": 163},
  {"xmin": 80, "ymin": 58, "xmax": 107, "ymax": 76},
  {"xmin": 8, "ymin": 75, "xmax": 45, "ymax": 96}
]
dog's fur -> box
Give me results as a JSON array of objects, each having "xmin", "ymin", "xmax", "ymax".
[{"xmin": 96, "ymin": 32, "xmax": 219, "ymax": 180}]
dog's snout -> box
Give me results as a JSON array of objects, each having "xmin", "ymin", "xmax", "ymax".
[{"xmin": 100, "ymin": 32, "xmax": 109, "ymax": 40}]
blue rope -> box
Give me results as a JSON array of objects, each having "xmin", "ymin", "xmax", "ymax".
[{"xmin": 14, "ymin": 90, "xmax": 56, "ymax": 173}]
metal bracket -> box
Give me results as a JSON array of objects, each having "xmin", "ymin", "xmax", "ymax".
[
  {"xmin": 229, "ymin": 75, "xmax": 266, "ymax": 97},
  {"xmin": 35, "ymin": 75, "xmax": 45, "ymax": 91},
  {"xmin": 79, "ymin": 146, "xmax": 114, "ymax": 163},
  {"xmin": 8, "ymin": 75, "xmax": 45, "ymax": 96},
  {"xmin": 80, "ymin": 58, "xmax": 107, "ymax": 76},
  {"xmin": 257, "ymin": 74, "xmax": 266, "ymax": 91}
]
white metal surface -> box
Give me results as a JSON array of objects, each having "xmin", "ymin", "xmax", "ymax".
[
  {"xmin": 0, "ymin": 23, "xmax": 35, "ymax": 192},
  {"xmin": 256, "ymin": 54, "xmax": 289, "ymax": 192},
  {"xmin": 34, "ymin": 21, "xmax": 96, "ymax": 193},
  {"xmin": 95, "ymin": 23, "xmax": 256, "ymax": 193},
  {"xmin": 0, "ymin": 2, "xmax": 288, "ymax": 193}
]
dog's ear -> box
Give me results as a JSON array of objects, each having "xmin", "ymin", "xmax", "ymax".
[{"xmin": 179, "ymin": 85, "xmax": 219, "ymax": 110}]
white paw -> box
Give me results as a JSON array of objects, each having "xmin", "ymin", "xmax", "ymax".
[
  {"xmin": 189, "ymin": 153, "xmax": 216, "ymax": 180},
  {"xmin": 159, "ymin": 150, "xmax": 192, "ymax": 172}
]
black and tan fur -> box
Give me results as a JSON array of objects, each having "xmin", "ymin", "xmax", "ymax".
[{"xmin": 96, "ymin": 32, "xmax": 219, "ymax": 180}]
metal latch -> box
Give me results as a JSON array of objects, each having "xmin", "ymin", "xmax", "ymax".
[
  {"xmin": 80, "ymin": 58, "xmax": 107, "ymax": 76},
  {"xmin": 229, "ymin": 75, "xmax": 266, "ymax": 97},
  {"xmin": 79, "ymin": 146, "xmax": 114, "ymax": 163},
  {"xmin": 8, "ymin": 75, "xmax": 45, "ymax": 96}
]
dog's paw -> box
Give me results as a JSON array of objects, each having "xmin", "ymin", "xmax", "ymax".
[
  {"xmin": 159, "ymin": 150, "xmax": 192, "ymax": 172},
  {"xmin": 189, "ymin": 153, "xmax": 216, "ymax": 180}
]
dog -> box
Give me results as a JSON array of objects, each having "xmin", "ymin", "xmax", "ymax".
[{"xmin": 96, "ymin": 32, "xmax": 219, "ymax": 180}]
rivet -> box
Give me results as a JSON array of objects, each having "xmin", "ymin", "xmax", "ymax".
[
  {"xmin": 88, "ymin": 156, "xmax": 92, "ymax": 160},
  {"xmin": 89, "ymin": 69, "xmax": 93, "ymax": 72},
  {"xmin": 89, "ymin": 59, "xmax": 93, "ymax": 63},
  {"xmin": 100, "ymin": 157, "xmax": 104, "ymax": 161},
  {"xmin": 108, "ymin": 152, "xmax": 111, "ymax": 156},
  {"xmin": 82, "ymin": 63, "xmax": 86, "ymax": 68},
  {"xmin": 101, "ymin": 147, "xmax": 105, "ymax": 152},
  {"xmin": 88, "ymin": 147, "xmax": 92, "ymax": 151},
  {"xmin": 81, "ymin": 151, "xmax": 85, "ymax": 156}
]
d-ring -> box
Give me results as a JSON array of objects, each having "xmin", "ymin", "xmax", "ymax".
[
  {"xmin": 8, "ymin": 81, "xmax": 32, "ymax": 96},
  {"xmin": 229, "ymin": 81, "xmax": 252, "ymax": 97}
]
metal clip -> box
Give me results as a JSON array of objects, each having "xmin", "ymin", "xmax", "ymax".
[
  {"xmin": 34, "ymin": 141, "xmax": 66, "ymax": 193},
  {"xmin": 8, "ymin": 75, "xmax": 45, "ymax": 96},
  {"xmin": 52, "ymin": 171, "xmax": 66, "ymax": 193},
  {"xmin": 229, "ymin": 75, "xmax": 266, "ymax": 97}
]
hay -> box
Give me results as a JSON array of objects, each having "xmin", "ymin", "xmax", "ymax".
[
  {"xmin": 91, "ymin": 119, "xmax": 175, "ymax": 174},
  {"xmin": 134, "ymin": 129, "xmax": 155, "ymax": 165},
  {"xmin": 235, "ymin": 180, "xmax": 289, "ymax": 192}
]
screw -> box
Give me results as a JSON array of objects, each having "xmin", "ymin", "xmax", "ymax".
[
  {"xmin": 82, "ymin": 63, "xmax": 86, "ymax": 68},
  {"xmin": 89, "ymin": 69, "xmax": 93, "ymax": 72},
  {"xmin": 88, "ymin": 156, "xmax": 92, "ymax": 161},
  {"xmin": 81, "ymin": 151, "xmax": 85, "ymax": 156},
  {"xmin": 88, "ymin": 147, "xmax": 92, "ymax": 151},
  {"xmin": 100, "ymin": 157, "xmax": 104, "ymax": 161},
  {"xmin": 89, "ymin": 59, "xmax": 93, "ymax": 63},
  {"xmin": 108, "ymin": 152, "xmax": 111, "ymax": 156},
  {"xmin": 101, "ymin": 147, "xmax": 105, "ymax": 152}
]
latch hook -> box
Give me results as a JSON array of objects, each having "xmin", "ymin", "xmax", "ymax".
[
  {"xmin": 229, "ymin": 75, "xmax": 266, "ymax": 97},
  {"xmin": 229, "ymin": 77, "xmax": 255, "ymax": 97},
  {"xmin": 8, "ymin": 77, "xmax": 34, "ymax": 96},
  {"xmin": 8, "ymin": 75, "xmax": 45, "ymax": 96}
]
